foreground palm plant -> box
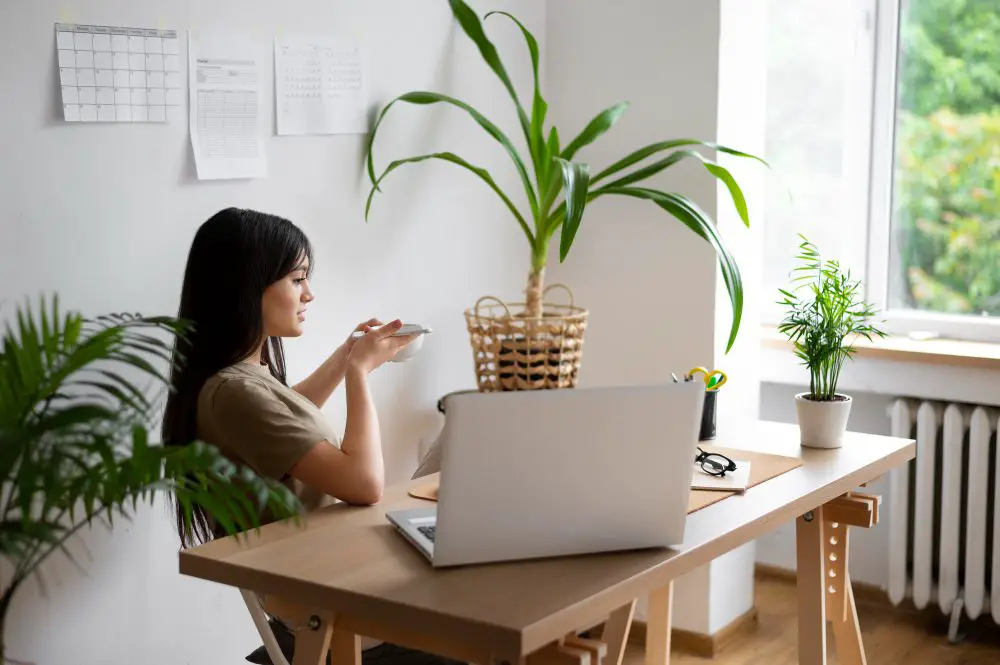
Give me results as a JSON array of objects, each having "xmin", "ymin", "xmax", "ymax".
[
  {"xmin": 366, "ymin": 0, "xmax": 765, "ymax": 351},
  {"xmin": 0, "ymin": 297, "xmax": 299, "ymax": 662}
]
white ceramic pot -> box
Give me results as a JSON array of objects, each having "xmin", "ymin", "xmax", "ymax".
[{"xmin": 795, "ymin": 393, "xmax": 853, "ymax": 449}]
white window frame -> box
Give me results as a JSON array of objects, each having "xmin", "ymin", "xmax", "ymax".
[
  {"xmin": 847, "ymin": 0, "xmax": 878, "ymax": 291},
  {"xmin": 866, "ymin": 0, "xmax": 1000, "ymax": 343}
]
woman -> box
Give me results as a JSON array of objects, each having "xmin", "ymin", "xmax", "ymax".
[{"xmin": 163, "ymin": 208, "xmax": 450, "ymax": 665}]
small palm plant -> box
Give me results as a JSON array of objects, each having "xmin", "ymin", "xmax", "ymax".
[
  {"xmin": 365, "ymin": 0, "xmax": 765, "ymax": 352},
  {"xmin": 0, "ymin": 297, "xmax": 299, "ymax": 662},
  {"xmin": 777, "ymin": 236, "xmax": 886, "ymax": 401}
]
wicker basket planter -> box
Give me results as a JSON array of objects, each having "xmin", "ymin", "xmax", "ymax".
[{"xmin": 464, "ymin": 285, "xmax": 588, "ymax": 392}]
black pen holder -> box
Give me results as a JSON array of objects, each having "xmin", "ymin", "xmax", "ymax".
[{"xmin": 699, "ymin": 390, "xmax": 718, "ymax": 441}]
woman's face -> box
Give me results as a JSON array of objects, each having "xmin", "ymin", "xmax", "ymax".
[{"xmin": 262, "ymin": 257, "xmax": 314, "ymax": 337}]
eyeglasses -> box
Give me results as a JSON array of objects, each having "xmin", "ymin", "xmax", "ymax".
[{"xmin": 695, "ymin": 447, "xmax": 737, "ymax": 477}]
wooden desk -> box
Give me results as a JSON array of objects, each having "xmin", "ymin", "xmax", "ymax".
[{"xmin": 179, "ymin": 421, "xmax": 914, "ymax": 665}]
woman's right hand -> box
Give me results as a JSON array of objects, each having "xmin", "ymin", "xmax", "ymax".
[{"xmin": 347, "ymin": 319, "xmax": 417, "ymax": 374}]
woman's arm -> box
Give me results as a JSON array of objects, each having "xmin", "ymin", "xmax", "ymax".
[
  {"xmin": 293, "ymin": 318, "xmax": 380, "ymax": 408},
  {"xmin": 288, "ymin": 365, "xmax": 383, "ymax": 504},
  {"xmin": 288, "ymin": 321, "xmax": 414, "ymax": 505},
  {"xmin": 292, "ymin": 344, "xmax": 350, "ymax": 409}
]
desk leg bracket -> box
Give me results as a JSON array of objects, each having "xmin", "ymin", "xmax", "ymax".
[{"xmin": 797, "ymin": 492, "xmax": 881, "ymax": 665}]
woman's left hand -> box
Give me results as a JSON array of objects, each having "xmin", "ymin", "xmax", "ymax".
[
  {"xmin": 294, "ymin": 318, "xmax": 386, "ymax": 408},
  {"xmin": 341, "ymin": 318, "xmax": 383, "ymax": 355}
]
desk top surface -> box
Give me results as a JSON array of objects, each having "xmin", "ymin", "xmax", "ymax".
[{"xmin": 179, "ymin": 420, "xmax": 914, "ymax": 658}]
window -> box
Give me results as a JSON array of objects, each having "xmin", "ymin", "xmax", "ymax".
[
  {"xmin": 763, "ymin": 0, "xmax": 876, "ymax": 320},
  {"xmin": 764, "ymin": 0, "xmax": 1000, "ymax": 342},
  {"xmin": 871, "ymin": 0, "xmax": 1000, "ymax": 340}
]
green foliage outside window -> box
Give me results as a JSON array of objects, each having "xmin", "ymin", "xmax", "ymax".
[{"xmin": 894, "ymin": 0, "xmax": 1000, "ymax": 315}]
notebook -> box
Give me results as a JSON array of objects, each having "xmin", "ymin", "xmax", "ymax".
[
  {"xmin": 409, "ymin": 448, "xmax": 803, "ymax": 511},
  {"xmin": 691, "ymin": 459, "xmax": 751, "ymax": 492}
]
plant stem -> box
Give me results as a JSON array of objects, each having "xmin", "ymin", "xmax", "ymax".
[
  {"xmin": 525, "ymin": 267, "xmax": 545, "ymax": 319},
  {"xmin": 525, "ymin": 233, "xmax": 549, "ymax": 319},
  {"xmin": 831, "ymin": 355, "xmax": 844, "ymax": 399}
]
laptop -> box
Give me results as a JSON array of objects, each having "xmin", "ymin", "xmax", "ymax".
[{"xmin": 386, "ymin": 381, "xmax": 705, "ymax": 567}]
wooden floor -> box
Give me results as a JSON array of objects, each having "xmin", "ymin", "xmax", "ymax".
[{"xmin": 622, "ymin": 576, "xmax": 1000, "ymax": 665}]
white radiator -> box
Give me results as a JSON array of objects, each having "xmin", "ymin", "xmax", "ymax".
[{"xmin": 888, "ymin": 399, "xmax": 1000, "ymax": 635}]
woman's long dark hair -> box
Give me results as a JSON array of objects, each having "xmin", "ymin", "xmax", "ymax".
[{"xmin": 163, "ymin": 207, "xmax": 313, "ymax": 546}]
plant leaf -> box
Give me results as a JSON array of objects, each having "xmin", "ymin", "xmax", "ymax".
[
  {"xmin": 597, "ymin": 187, "xmax": 744, "ymax": 352},
  {"xmin": 367, "ymin": 151, "xmax": 533, "ymax": 243},
  {"xmin": 592, "ymin": 139, "xmax": 768, "ymax": 185},
  {"xmin": 448, "ymin": 0, "xmax": 531, "ymax": 140},
  {"xmin": 365, "ymin": 91, "xmax": 538, "ymax": 218},
  {"xmin": 596, "ymin": 149, "xmax": 695, "ymax": 190},
  {"xmin": 546, "ymin": 127, "xmax": 561, "ymax": 161},
  {"xmin": 71, "ymin": 381, "xmax": 147, "ymax": 414},
  {"xmin": 562, "ymin": 102, "xmax": 630, "ymax": 160},
  {"xmin": 484, "ymin": 11, "xmax": 547, "ymax": 181},
  {"xmin": 595, "ymin": 149, "xmax": 752, "ymax": 227},
  {"xmin": 554, "ymin": 158, "xmax": 591, "ymax": 262},
  {"xmin": 704, "ymin": 161, "xmax": 750, "ymax": 227}
]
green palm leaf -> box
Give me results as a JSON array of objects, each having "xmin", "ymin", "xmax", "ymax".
[
  {"xmin": 553, "ymin": 158, "xmax": 591, "ymax": 261},
  {"xmin": 596, "ymin": 187, "xmax": 744, "ymax": 352},
  {"xmin": 484, "ymin": 11, "xmax": 547, "ymax": 180},
  {"xmin": 362, "ymin": 2, "xmax": 765, "ymax": 351},
  {"xmin": 448, "ymin": 0, "xmax": 531, "ymax": 141},
  {"xmin": 776, "ymin": 235, "xmax": 886, "ymax": 400},
  {"xmin": 1, "ymin": 297, "xmax": 303, "ymax": 653},
  {"xmin": 592, "ymin": 139, "xmax": 768, "ymax": 184},
  {"xmin": 595, "ymin": 148, "xmax": 752, "ymax": 226},
  {"xmin": 366, "ymin": 91, "xmax": 538, "ymax": 217},
  {"xmin": 703, "ymin": 161, "xmax": 751, "ymax": 228},
  {"xmin": 546, "ymin": 127, "xmax": 561, "ymax": 161},
  {"xmin": 367, "ymin": 151, "xmax": 533, "ymax": 243},
  {"xmin": 561, "ymin": 102, "xmax": 630, "ymax": 160}
]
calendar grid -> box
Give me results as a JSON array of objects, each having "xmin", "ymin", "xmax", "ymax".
[{"xmin": 56, "ymin": 23, "xmax": 182, "ymax": 123}]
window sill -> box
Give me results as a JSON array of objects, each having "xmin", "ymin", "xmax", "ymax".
[
  {"xmin": 760, "ymin": 325, "xmax": 1000, "ymax": 407},
  {"xmin": 761, "ymin": 325, "xmax": 1000, "ymax": 371}
]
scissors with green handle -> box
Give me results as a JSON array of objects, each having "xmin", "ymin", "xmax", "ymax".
[{"xmin": 686, "ymin": 366, "xmax": 728, "ymax": 391}]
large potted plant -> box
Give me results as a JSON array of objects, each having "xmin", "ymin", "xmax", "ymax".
[
  {"xmin": 0, "ymin": 297, "xmax": 299, "ymax": 661},
  {"xmin": 777, "ymin": 237, "xmax": 886, "ymax": 448},
  {"xmin": 365, "ymin": 0, "xmax": 764, "ymax": 391}
]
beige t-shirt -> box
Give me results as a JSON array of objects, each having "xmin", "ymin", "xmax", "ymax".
[
  {"xmin": 197, "ymin": 362, "xmax": 338, "ymax": 518},
  {"xmin": 199, "ymin": 363, "xmax": 384, "ymax": 648}
]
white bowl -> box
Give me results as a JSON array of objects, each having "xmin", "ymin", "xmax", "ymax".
[
  {"xmin": 351, "ymin": 323, "xmax": 431, "ymax": 363},
  {"xmin": 390, "ymin": 331, "xmax": 425, "ymax": 363}
]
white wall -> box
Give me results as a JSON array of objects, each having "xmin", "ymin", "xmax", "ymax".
[
  {"xmin": 709, "ymin": 0, "xmax": 769, "ymax": 634},
  {"xmin": 545, "ymin": 0, "xmax": 766, "ymax": 636},
  {"xmin": 758, "ymin": 383, "xmax": 895, "ymax": 587},
  {"xmin": 0, "ymin": 1, "xmax": 544, "ymax": 663},
  {"xmin": 544, "ymin": 0, "xmax": 718, "ymax": 385}
]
